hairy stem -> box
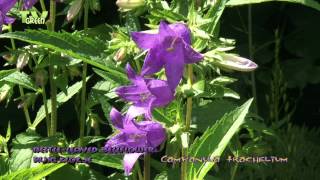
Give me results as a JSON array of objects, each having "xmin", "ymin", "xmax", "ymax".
[
  {"xmin": 49, "ymin": 0, "xmax": 57, "ymax": 136},
  {"xmin": 41, "ymin": 86, "xmax": 50, "ymax": 136},
  {"xmin": 248, "ymin": 5, "xmax": 258, "ymax": 114},
  {"xmin": 181, "ymin": 64, "xmax": 193, "ymax": 180},
  {"xmin": 8, "ymin": 25, "xmax": 32, "ymax": 127},
  {"xmin": 79, "ymin": 0, "xmax": 89, "ymax": 146},
  {"xmin": 144, "ymin": 154, "xmax": 150, "ymax": 180},
  {"xmin": 39, "ymin": 0, "xmax": 46, "ymax": 11}
]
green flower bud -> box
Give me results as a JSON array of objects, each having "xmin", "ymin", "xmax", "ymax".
[
  {"xmin": 67, "ymin": 0, "xmax": 83, "ymax": 22},
  {"xmin": 114, "ymin": 48, "xmax": 127, "ymax": 62},
  {"xmin": 116, "ymin": 0, "xmax": 145, "ymax": 10},
  {"xmin": 16, "ymin": 53, "xmax": 29, "ymax": 70}
]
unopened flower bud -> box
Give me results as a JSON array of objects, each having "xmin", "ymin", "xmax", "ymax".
[
  {"xmin": 116, "ymin": 0, "xmax": 145, "ymax": 9},
  {"xmin": 218, "ymin": 54, "xmax": 258, "ymax": 72},
  {"xmin": 114, "ymin": 48, "xmax": 127, "ymax": 62},
  {"xmin": 16, "ymin": 53, "xmax": 29, "ymax": 70},
  {"xmin": 2, "ymin": 54, "xmax": 14, "ymax": 62},
  {"xmin": 35, "ymin": 69, "xmax": 48, "ymax": 87},
  {"xmin": 0, "ymin": 84, "xmax": 11, "ymax": 103},
  {"xmin": 67, "ymin": 0, "xmax": 83, "ymax": 22}
]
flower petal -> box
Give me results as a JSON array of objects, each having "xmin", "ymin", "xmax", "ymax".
[
  {"xmin": 183, "ymin": 43, "xmax": 204, "ymax": 64},
  {"xmin": 131, "ymin": 32, "xmax": 159, "ymax": 50},
  {"xmin": 116, "ymin": 85, "xmax": 147, "ymax": 102},
  {"xmin": 135, "ymin": 121, "xmax": 166, "ymax": 147},
  {"xmin": 110, "ymin": 108, "xmax": 124, "ymax": 129},
  {"xmin": 141, "ymin": 49, "xmax": 164, "ymax": 76},
  {"xmin": 125, "ymin": 64, "xmax": 145, "ymax": 85},
  {"xmin": 169, "ymin": 23, "xmax": 191, "ymax": 45},
  {"xmin": 0, "ymin": 0, "xmax": 17, "ymax": 13},
  {"xmin": 126, "ymin": 106, "xmax": 148, "ymax": 121},
  {"xmin": 123, "ymin": 153, "xmax": 143, "ymax": 176},
  {"xmin": 159, "ymin": 21, "xmax": 175, "ymax": 37},
  {"xmin": 163, "ymin": 39, "xmax": 185, "ymax": 91},
  {"xmin": 4, "ymin": 16, "xmax": 15, "ymax": 24},
  {"xmin": 147, "ymin": 80, "xmax": 174, "ymax": 107}
]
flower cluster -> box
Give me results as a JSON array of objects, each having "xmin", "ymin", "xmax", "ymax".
[{"xmin": 104, "ymin": 21, "xmax": 203, "ymax": 175}]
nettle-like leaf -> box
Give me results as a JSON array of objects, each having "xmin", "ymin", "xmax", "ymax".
[
  {"xmin": 0, "ymin": 30, "xmax": 126, "ymax": 80},
  {"xmin": 1, "ymin": 71, "xmax": 38, "ymax": 91},
  {"xmin": 188, "ymin": 98, "xmax": 253, "ymax": 180},
  {"xmin": 30, "ymin": 78, "xmax": 89, "ymax": 130},
  {"xmin": 2, "ymin": 164, "xmax": 65, "ymax": 180},
  {"xmin": 192, "ymin": 99, "xmax": 237, "ymax": 133},
  {"xmin": 79, "ymin": 153, "xmax": 123, "ymax": 170},
  {"xmin": 226, "ymin": 0, "xmax": 320, "ymax": 12},
  {"xmin": 194, "ymin": 0, "xmax": 228, "ymax": 51},
  {"xmin": 8, "ymin": 132, "xmax": 63, "ymax": 172}
]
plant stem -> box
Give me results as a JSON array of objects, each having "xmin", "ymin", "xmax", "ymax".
[
  {"xmin": 248, "ymin": 5, "xmax": 258, "ymax": 114},
  {"xmin": 79, "ymin": 0, "xmax": 89, "ymax": 146},
  {"xmin": 41, "ymin": 86, "xmax": 50, "ymax": 136},
  {"xmin": 8, "ymin": 25, "xmax": 32, "ymax": 127},
  {"xmin": 39, "ymin": 0, "xmax": 46, "ymax": 11},
  {"xmin": 144, "ymin": 154, "xmax": 150, "ymax": 180},
  {"xmin": 49, "ymin": 0, "xmax": 57, "ymax": 136},
  {"xmin": 181, "ymin": 64, "xmax": 193, "ymax": 180}
]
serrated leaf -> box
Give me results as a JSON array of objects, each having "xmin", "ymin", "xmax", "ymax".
[
  {"xmin": 188, "ymin": 98, "xmax": 253, "ymax": 180},
  {"xmin": 194, "ymin": 0, "xmax": 227, "ymax": 51},
  {"xmin": 93, "ymin": 68, "xmax": 128, "ymax": 85},
  {"xmin": 192, "ymin": 100, "xmax": 237, "ymax": 132},
  {"xmin": 226, "ymin": 0, "xmax": 320, "ymax": 12},
  {"xmin": 2, "ymin": 164, "xmax": 65, "ymax": 180},
  {"xmin": 9, "ymin": 132, "xmax": 62, "ymax": 172},
  {"xmin": 1, "ymin": 71, "xmax": 38, "ymax": 91},
  {"xmin": 78, "ymin": 153, "xmax": 123, "ymax": 170},
  {"xmin": 30, "ymin": 78, "xmax": 89, "ymax": 129},
  {"xmin": 0, "ymin": 30, "xmax": 126, "ymax": 80},
  {"xmin": 0, "ymin": 69, "xmax": 16, "ymax": 79},
  {"xmin": 72, "ymin": 136, "xmax": 105, "ymax": 147}
]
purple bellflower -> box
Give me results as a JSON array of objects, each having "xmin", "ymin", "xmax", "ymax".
[
  {"xmin": 105, "ymin": 108, "xmax": 166, "ymax": 175},
  {"xmin": 116, "ymin": 64, "xmax": 174, "ymax": 120},
  {"xmin": 0, "ymin": 0, "xmax": 16, "ymax": 32},
  {"xmin": 22, "ymin": 0, "xmax": 38, "ymax": 10},
  {"xmin": 131, "ymin": 21, "xmax": 204, "ymax": 90}
]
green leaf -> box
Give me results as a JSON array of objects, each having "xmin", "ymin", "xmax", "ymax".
[
  {"xmin": 72, "ymin": 136, "xmax": 105, "ymax": 147},
  {"xmin": 227, "ymin": 0, "xmax": 320, "ymax": 12},
  {"xmin": 0, "ymin": 30, "xmax": 126, "ymax": 80},
  {"xmin": 30, "ymin": 78, "xmax": 89, "ymax": 129},
  {"xmin": 194, "ymin": 0, "xmax": 227, "ymax": 51},
  {"xmin": 78, "ymin": 153, "xmax": 123, "ymax": 170},
  {"xmin": 150, "ymin": 9, "xmax": 187, "ymax": 23},
  {"xmin": 153, "ymin": 108, "xmax": 175, "ymax": 126},
  {"xmin": 0, "ymin": 69, "xmax": 16, "ymax": 79},
  {"xmin": 1, "ymin": 71, "xmax": 38, "ymax": 91},
  {"xmin": 188, "ymin": 98, "xmax": 253, "ymax": 180},
  {"xmin": 93, "ymin": 68, "xmax": 128, "ymax": 85},
  {"xmin": 192, "ymin": 100, "xmax": 237, "ymax": 132},
  {"xmin": 2, "ymin": 164, "xmax": 65, "ymax": 180},
  {"xmin": 9, "ymin": 132, "xmax": 62, "ymax": 172}
]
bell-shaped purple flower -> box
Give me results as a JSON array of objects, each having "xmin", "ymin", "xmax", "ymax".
[
  {"xmin": 131, "ymin": 21, "xmax": 203, "ymax": 90},
  {"xmin": 0, "ymin": 0, "xmax": 16, "ymax": 32},
  {"xmin": 105, "ymin": 108, "xmax": 166, "ymax": 175},
  {"xmin": 115, "ymin": 64, "xmax": 174, "ymax": 119}
]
